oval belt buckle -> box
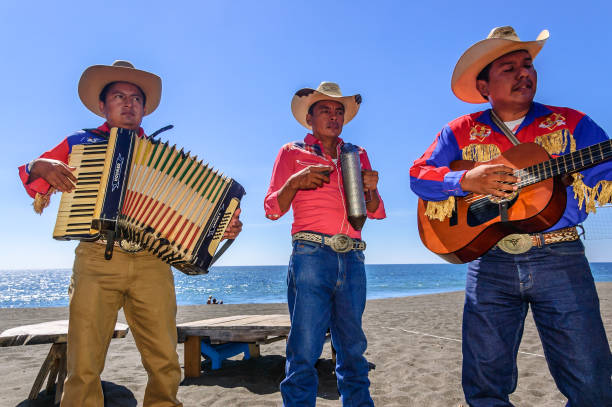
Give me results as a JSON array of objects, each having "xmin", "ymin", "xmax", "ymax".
[
  {"xmin": 497, "ymin": 233, "xmax": 533, "ymax": 254},
  {"xmin": 329, "ymin": 234, "xmax": 352, "ymax": 253},
  {"xmin": 119, "ymin": 240, "xmax": 144, "ymax": 253}
]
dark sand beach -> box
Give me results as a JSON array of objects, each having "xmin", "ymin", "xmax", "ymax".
[{"xmin": 1, "ymin": 282, "xmax": 611, "ymax": 406}]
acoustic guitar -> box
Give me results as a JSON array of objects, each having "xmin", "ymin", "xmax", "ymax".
[{"xmin": 417, "ymin": 140, "xmax": 612, "ymax": 263}]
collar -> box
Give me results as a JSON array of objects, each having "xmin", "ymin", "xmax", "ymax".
[
  {"xmin": 476, "ymin": 102, "xmax": 552, "ymax": 135},
  {"xmin": 304, "ymin": 133, "xmax": 344, "ymax": 159},
  {"xmin": 98, "ymin": 122, "xmax": 146, "ymax": 138},
  {"xmin": 304, "ymin": 133, "xmax": 344, "ymax": 147}
]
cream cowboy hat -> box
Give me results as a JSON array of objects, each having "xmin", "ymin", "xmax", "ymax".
[
  {"xmin": 291, "ymin": 82, "xmax": 362, "ymax": 129},
  {"xmin": 78, "ymin": 60, "xmax": 162, "ymax": 117},
  {"xmin": 451, "ymin": 26, "xmax": 549, "ymax": 104}
]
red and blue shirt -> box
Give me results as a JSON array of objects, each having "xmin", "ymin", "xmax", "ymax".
[
  {"xmin": 410, "ymin": 102, "xmax": 612, "ymax": 231},
  {"xmin": 18, "ymin": 123, "xmax": 145, "ymax": 198}
]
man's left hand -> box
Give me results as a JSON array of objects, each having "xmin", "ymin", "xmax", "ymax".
[
  {"xmin": 223, "ymin": 208, "xmax": 243, "ymax": 240},
  {"xmin": 362, "ymin": 170, "xmax": 379, "ymax": 192}
]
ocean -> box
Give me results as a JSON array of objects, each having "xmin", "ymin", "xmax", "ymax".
[{"xmin": 1, "ymin": 263, "xmax": 612, "ymax": 309}]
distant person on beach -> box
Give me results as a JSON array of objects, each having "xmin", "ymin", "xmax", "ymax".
[
  {"xmin": 207, "ymin": 295, "xmax": 213, "ymax": 304},
  {"xmin": 265, "ymin": 82, "xmax": 386, "ymax": 406},
  {"xmin": 18, "ymin": 61, "xmax": 242, "ymax": 407},
  {"xmin": 410, "ymin": 27, "xmax": 612, "ymax": 406}
]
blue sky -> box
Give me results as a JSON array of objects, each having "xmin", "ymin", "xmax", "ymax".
[{"xmin": 2, "ymin": 0, "xmax": 611, "ymax": 269}]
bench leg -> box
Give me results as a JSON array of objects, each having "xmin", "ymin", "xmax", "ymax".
[
  {"xmin": 184, "ymin": 336, "xmax": 202, "ymax": 378},
  {"xmin": 29, "ymin": 343, "xmax": 65, "ymax": 400},
  {"xmin": 45, "ymin": 352, "xmax": 61, "ymax": 394},
  {"xmin": 55, "ymin": 344, "xmax": 67, "ymax": 405},
  {"xmin": 248, "ymin": 343, "xmax": 260, "ymax": 358},
  {"xmin": 331, "ymin": 342, "xmax": 336, "ymax": 365}
]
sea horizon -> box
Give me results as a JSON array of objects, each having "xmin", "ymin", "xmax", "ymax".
[{"xmin": 2, "ymin": 263, "xmax": 612, "ymax": 309}]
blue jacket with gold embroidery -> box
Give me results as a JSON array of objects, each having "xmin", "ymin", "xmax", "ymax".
[{"xmin": 410, "ymin": 102, "xmax": 612, "ymax": 231}]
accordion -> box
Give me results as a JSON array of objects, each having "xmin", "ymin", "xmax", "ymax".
[{"xmin": 53, "ymin": 127, "xmax": 245, "ymax": 275}]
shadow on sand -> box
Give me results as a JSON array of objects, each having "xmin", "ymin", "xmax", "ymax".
[
  {"xmin": 180, "ymin": 355, "xmax": 340, "ymax": 400},
  {"xmin": 15, "ymin": 381, "xmax": 136, "ymax": 407}
]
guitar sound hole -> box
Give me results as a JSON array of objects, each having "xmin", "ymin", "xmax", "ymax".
[{"xmin": 467, "ymin": 193, "xmax": 519, "ymax": 226}]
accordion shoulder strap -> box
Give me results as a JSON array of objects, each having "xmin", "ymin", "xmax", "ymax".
[
  {"xmin": 489, "ymin": 110, "xmax": 521, "ymax": 146},
  {"xmin": 82, "ymin": 128, "xmax": 110, "ymax": 140},
  {"xmin": 148, "ymin": 124, "xmax": 174, "ymax": 140}
]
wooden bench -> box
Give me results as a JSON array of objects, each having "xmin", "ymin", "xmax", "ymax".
[
  {"xmin": 0, "ymin": 320, "xmax": 129, "ymax": 405},
  {"xmin": 177, "ymin": 314, "xmax": 335, "ymax": 378}
]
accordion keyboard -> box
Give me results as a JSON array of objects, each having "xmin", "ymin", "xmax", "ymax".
[
  {"xmin": 53, "ymin": 143, "xmax": 108, "ymax": 240},
  {"xmin": 51, "ymin": 127, "xmax": 246, "ymax": 274}
]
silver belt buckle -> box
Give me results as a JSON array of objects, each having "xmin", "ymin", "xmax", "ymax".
[
  {"xmin": 119, "ymin": 240, "xmax": 143, "ymax": 253},
  {"xmin": 328, "ymin": 234, "xmax": 353, "ymax": 253},
  {"xmin": 497, "ymin": 234, "xmax": 533, "ymax": 254}
]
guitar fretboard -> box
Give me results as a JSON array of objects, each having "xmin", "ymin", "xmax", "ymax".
[{"xmin": 516, "ymin": 139, "xmax": 612, "ymax": 187}]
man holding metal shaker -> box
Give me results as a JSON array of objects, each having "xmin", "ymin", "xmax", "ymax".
[{"xmin": 264, "ymin": 82, "xmax": 385, "ymax": 406}]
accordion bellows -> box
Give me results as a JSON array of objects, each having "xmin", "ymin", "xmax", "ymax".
[{"xmin": 53, "ymin": 128, "xmax": 245, "ymax": 274}]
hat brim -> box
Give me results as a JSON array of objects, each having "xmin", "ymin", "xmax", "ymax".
[
  {"xmin": 78, "ymin": 65, "xmax": 162, "ymax": 117},
  {"xmin": 291, "ymin": 90, "xmax": 361, "ymax": 130},
  {"xmin": 451, "ymin": 30, "xmax": 549, "ymax": 104}
]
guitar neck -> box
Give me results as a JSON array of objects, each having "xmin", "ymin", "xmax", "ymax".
[{"xmin": 517, "ymin": 139, "xmax": 612, "ymax": 187}]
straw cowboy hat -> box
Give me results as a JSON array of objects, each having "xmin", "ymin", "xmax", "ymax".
[
  {"xmin": 78, "ymin": 60, "xmax": 162, "ymax": 117},
  {"xmin": 291, "ymin": 82, "xmax": 362, "ymax": 129},
  {"xmin": 451, "ymin": 26, "xmax": 549, "ymax": 104}
]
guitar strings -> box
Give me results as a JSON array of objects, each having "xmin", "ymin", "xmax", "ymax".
[{"xmin": 459, "ymin": 141, "xmax": 612, "ymax": 205}]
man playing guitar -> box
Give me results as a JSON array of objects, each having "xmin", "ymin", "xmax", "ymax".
[{"xmin": 410, "ymin": 27, "xmax": 612, "ymax": 406}]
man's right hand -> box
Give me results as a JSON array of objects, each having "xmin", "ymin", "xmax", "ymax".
[
  {"xmin": 276, "ymin": 164, "xmax": 333, "ymax": 213},
  {"xmin": 29, "ymin": 158, "xmax": 77, "ymax": 193},
  {"xmin": 288, "ymin": 165, "xmax": 333, "ymax": 191},
  {"xmin": 460, "ymin": 164, "xmax": 518, "ymax": 197}
]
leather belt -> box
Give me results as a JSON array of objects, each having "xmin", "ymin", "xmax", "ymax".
[
  {"xmin": 95, "ymin": 239, "xmax": 144, "ymax": 253},
  {"xmin": 292, "ymin": 231, "xmax": 366, "ymax": 253},
  {"xmin": 497, "ymin": 227, "xmax": 580, "ymax": 254}
]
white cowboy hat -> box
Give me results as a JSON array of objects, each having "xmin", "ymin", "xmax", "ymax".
[
  {"xmin": 78, "ymin": 60, "xmax": 162, "ymax": 117},
  {"xmin": 451, "ymin": 26, "xmax": 549, "ymax": 104},
  {"xmin": 291, "ymin": 82, "xmax": 362, "ymax": 129}
]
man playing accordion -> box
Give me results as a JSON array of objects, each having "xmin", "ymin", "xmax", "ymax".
[{"xmin": 18, "ymin": 60, "xmax": 242, "ymax": 406}]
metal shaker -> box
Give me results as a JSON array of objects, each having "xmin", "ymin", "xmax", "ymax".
[{"xmin": 340, "ymin": 143, "xmax": 367, "ymax": 231}]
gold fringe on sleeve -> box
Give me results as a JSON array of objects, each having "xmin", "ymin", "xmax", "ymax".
[
  {"xmin": 33, "ymin": 188, "xmax": 55, "ymax": 214},
  {"xmin": 571, "ymin": 174, "xmax": 612, "ymax": 213},
  {"xmin": 535, "ymin": 129, "xmax": 612, "ymax": 213},
  {"xmin": 425, "ymin": 197, "xmax": 455, "ymax": 221},
  {"xmin": 424, "ymin": 144, "xmax": 501, "ymax": 221},
  {"xmin": 462, "ymin": 144, "xmax": 500, "ymax": 162},
  {"xmin": 535, "ymin": 129, "xmax": 576, "ymax": 156}
]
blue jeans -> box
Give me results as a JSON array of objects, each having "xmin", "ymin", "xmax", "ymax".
[
  {"xmin": 463, "ymin": 239, "xmax": 612, "ymax": 407},
  {"xmin": 280, "ymin": 240, "xmax": 374, "ymax": 407}
]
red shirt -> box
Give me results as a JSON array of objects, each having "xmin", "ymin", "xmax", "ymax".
[
  {"xmin": 18, "ymin": 123, "xmax": 145, "ymax": 198},
  {"xmin": 264, "ymin": 134, "xmax": 386, "ymax": 239}
]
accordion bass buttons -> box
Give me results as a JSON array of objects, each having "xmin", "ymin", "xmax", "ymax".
[{"xmin": 207, "ymin": 198, "xmax": 240, "ymax": 256}]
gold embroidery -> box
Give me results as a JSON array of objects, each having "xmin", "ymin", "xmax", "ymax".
[
  {"xmin": 469, "ymin": 124, "xmax": 492, "ymax": 142},
  {"xmin": 533, "ymin": 129, "xmax": 607, "ymax": 209},
  {"xmin": 462, "ymin": 144, "xmax": 501, "ymax": 162},
  {"xmin": 33, "ymin": 188, "xmax": 55, "ymax": 214},
  {"xmin": 534, "ymin": 129, "xmax": 576, "ymax": 155},
  {"xmin": 425, "ymin": 144, "xmax": 500, "ymax": 221},
  {"xmin": 539, "ymin": 113, "xmax": 567, "ymax": 130},
  {"xmin": 425, "ymin": 197, "xmax": 455, "ymax": 221},
  {"xmin": 572, "ymin": 174, "xmax": 612, "ymax": 213}
]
